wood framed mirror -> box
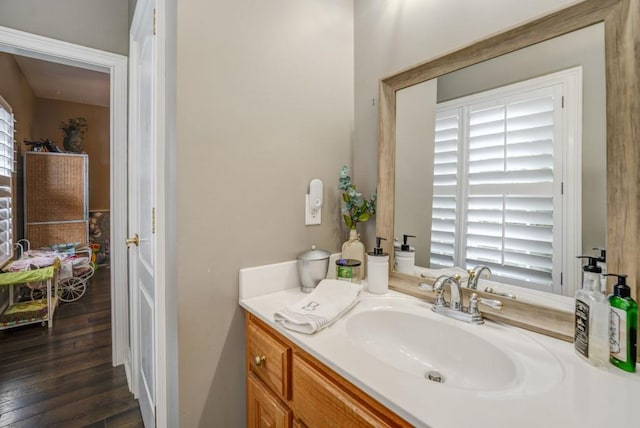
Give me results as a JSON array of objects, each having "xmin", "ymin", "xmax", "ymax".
[{"xmin": 376, "ymin": 0, "xmax": 639, "ymax": 341}]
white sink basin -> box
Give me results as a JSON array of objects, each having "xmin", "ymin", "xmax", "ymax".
[
  {"xmin": 347, "ymin": 309, "xmax": 517, "ymax": 391},
  {"xmin": 344, "ymin": 297, "xmax": 564, "ymax": 396}
]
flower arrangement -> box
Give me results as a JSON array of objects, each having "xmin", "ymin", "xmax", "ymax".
[
  {"xmin": 338, "ymin": 165, "xmax": 376, "ymax": 230},
  {"xmin": 58, "ymin": 117, "xmax": 88, "ymax": 136}
]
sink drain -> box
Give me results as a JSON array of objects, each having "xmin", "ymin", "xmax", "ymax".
[{"xmin": 425, "ymin": 370, "xmax": 444, "ymax": 383}]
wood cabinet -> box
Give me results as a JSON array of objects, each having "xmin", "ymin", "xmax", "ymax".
[
  {"xmin": 245, "ymin": 314, "xmax": 411, "ymax": 428},
  {"xmin": 24, "ymin": 152, "xmax": 89, "ymax": 249}
]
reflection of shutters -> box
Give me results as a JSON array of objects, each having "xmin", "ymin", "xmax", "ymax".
[
  {"xmin": 465, "ymin": 90, "xmax": 557, "ymax": 287},
  {"xmin": 431, "ymin": 84, "xmax": 562, "ymax": 289},
  {"xmin": 0, "ymin": 100, "xmax": 13, "ymax": 265},
  {"xmin": 430, "ymin": 108, "xmax": 460, "ymax": 268}
]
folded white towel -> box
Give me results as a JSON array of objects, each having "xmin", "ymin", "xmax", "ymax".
[{"xmin": 274, "ymin": 279, "xmax": 361, "ymax": 334}]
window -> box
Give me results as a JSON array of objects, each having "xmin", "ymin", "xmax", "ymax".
[
  {"xmin": 430, "ymin": 69, "xmax": 581, "ymax": 294},
  {"xmin": 0, "ymin": 96, "xmax": 14, "ymax": 266}
]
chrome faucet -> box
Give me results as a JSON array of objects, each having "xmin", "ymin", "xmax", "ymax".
[
  {"xmin": 433, "ymin": 274, "xmax": 463, "ymax": 310},
  {"xmin": 430, "ymin": 274, "xmax": 502, "ymax": 324},
  {"xmin": 467, "ymin": 265, "xmax": 492, "ymax": 289}
]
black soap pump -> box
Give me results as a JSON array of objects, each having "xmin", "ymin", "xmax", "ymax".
[
  {"xmin": 395, "ymin": 234, "xmax": 416, "ymax": 275},
  {"xmin": 607, "ymin": 273, "xmax": 638, "ymax": 372}
]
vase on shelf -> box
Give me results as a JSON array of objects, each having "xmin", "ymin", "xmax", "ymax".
[
  {"xmin": 63, "ymin": 129, "xmax": 84, "ymax": 153},
  {"xmin": 341, "ymin": 229, "xmax": 366, "ymax": 280}
]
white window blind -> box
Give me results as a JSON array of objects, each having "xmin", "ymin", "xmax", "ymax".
[
  {"xmin": 430, "ymin": 81, "xmax": 565, "ymax": 291},
  {"xmin": 431, "ymin": 109, "xmax": 460, "ymax": 268},
  {"xmin": 0, "ymin": 100, "xmax": 14, "ymax": 266}
]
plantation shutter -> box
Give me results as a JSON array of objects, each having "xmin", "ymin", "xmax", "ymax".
[
  {"xmin": 0, "ymin": 99, "xmax": 14, "ymax": 265},
  {"xmin": 430, "ymin": 84, "xmax": 563, "ymax": 290},
  {"xmin": 430, "ymin": 108, "xmax": 461, "ymax": 268},
  {"xmin": 465, "ymin": 87, "xmax": 559, "ymax": 288}
]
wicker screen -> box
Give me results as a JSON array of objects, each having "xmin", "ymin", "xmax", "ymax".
[
  {"xmin": 25, "ymin": 222, "xmax": 88, "ymax": 249},
  {"xmin": 25, "ymin": 153, "xmax": 87, "ymax": 222}
]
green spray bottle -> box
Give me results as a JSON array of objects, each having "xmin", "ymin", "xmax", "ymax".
[{"xmin": 607, "ymin": 273, "xmax": 637, "ymax": 372}]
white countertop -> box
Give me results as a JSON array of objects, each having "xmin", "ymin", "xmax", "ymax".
[{"xmin": 239, "ymin": 260, "xmax": 640, "ymax": 428}]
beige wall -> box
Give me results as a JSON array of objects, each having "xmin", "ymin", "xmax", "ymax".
[
  {"xmin": 0, "ymin": 53, "xmax": 37, "ymax": 147},
  {"xmin": 34, "ymin": 99, "xmax": 110, "ymax": 211},
  {"xmin": 0, "ymin": 52, "xmax": 37, "ymax": 240},
  {"xmin": 353, "ymin": 0, "xmax": 578, "ymax": 246},
  {"xmin": 395, "ymin": 81, "xmax": 437, "ymax": 267},
  {"xmin": 176, "ymin": 1, "xmax": 354, "ymax": 426},
  {"xmin": 0, "ymin": 52, "xmax": 36, "ymax": 306},
  {"xmin": 0, "ymin": 0, "xmax": 129, "ymax": 55}
]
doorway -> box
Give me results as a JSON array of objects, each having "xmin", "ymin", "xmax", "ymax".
[{"xmin": 0, "ymin": 26, "xmax": 129, "ymax": 373}]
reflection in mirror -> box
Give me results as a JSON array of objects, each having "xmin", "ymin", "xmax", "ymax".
[{"xmin": 394, "ymin": 23, "xmax": 605, "ymax": 298}]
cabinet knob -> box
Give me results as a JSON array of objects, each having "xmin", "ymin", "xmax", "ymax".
[{"xmin": 253, "ymin": 355, "xmax": 266, "ymax": 366}]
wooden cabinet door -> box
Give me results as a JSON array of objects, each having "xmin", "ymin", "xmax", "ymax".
[
  {"xmin": 247, "ymin": 373, "xmax": 292, "ymax": 428},
  {"xmin": 292, "ymin": 354, "xmax": 396, "ymax": 428}
]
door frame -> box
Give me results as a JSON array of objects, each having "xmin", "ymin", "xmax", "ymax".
[{"xmin": 0, "ymin": 27, "xmax": 130, "ymax": 371}]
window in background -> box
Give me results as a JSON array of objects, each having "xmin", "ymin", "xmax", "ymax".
[
  {"xmin": 0, "ymin": 95, "xmax": 14, "ymax": 267},
  {"xmin": 430, "ymin": 68, "xmax": 581, "ymax": 294}
]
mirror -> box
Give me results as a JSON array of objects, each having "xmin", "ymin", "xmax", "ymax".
[
  {"xmin": 394, "ymin": 23, "xmax": 605, "ymax": 299},
  {"xmin": 376, "ymin": 0, "xmax": 639, "ymax": 340}
]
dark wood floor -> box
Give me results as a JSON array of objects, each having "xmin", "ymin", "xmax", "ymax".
[{"xmin": 0, "ymin": 267, "xmax": 144, "ymax": 428}]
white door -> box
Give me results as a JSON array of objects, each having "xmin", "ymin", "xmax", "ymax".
[{"xmin": 129, "ymin": 0, "xmax": 157, "ymax": 426}]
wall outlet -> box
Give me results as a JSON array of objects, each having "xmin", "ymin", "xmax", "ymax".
[{"xmin": 305, "ymin": 194, "xmax": 321, "ymax": 225}]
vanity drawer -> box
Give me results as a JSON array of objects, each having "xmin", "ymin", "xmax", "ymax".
[
  {"xmin": 246, "ymin": 316, "xmax": 291, "ymax": 400},
  {"xmin": 291, "ymin": 353, "xmax": 408, "ymax": 428}
]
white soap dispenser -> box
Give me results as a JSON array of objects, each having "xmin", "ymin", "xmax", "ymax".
[
  {"xmin": 367, "ymin": 237, "xmax": 389, "ymax": 294},
  {"xmin": 574, "ymin": 256, "xmax": 609, "ymax": 366},
  {"xmin": 394, "ymin": 234, "xmax": 416, "ymax": 275}
]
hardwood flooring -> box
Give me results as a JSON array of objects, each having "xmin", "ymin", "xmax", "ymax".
[{"xmin": 0, "ymin": 267, "xmax": 144, "ymax": 428}]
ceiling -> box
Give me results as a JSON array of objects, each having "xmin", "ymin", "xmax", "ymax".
[{"xmin": 14, "ymin": 55, "xmax": 110, "ymax": 107}]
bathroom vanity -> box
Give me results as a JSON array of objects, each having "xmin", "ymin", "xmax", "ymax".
[
  {"xmin": 240, "ymin": 261, "xmax": 640, "ymax": 428},
  {"xmin": 246, "ymin": 313, "xmax": 410, "ymax": 427}
]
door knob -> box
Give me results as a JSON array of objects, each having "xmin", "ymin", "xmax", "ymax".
[{"xmin": 125, "ymin": 233, "xmax": 139, "ymax": 247}]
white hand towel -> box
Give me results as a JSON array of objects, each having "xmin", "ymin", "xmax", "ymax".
[{"xmin": 274, "ymin": 279, "xmax": 361, "ymax": 334}]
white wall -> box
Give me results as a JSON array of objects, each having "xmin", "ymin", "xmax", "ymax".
[
  {"xmin": 354, "ymin": 0, "xmax": 578, "ymax": 246},
  {"xmin": 0, "ymin": 0, "xmax": 129, "ymax": 55},
  {"xmin": 176, "ymin": 1, "xmax": 354, "ymax": 426}
]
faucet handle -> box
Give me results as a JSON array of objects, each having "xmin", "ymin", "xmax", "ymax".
[
  {"xmin": 418, "ymin": 282, "xmax": 434, "ymax": 291},
  {"xmin": 467, "ymin": 293, "xmax": 484, "ymax": 324},
  {"xmin": 468, "ymin": 293, "xmax": 502, "ymax": 314},
  {"xmin": 479, "ymin": 297, "xmax": 503, "ymax": 310}
]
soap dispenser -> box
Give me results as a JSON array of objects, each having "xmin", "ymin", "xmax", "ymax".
[
  {"xmin": 593, "ymin": 247, "xmax": 607, "ymax": 293},
  {"xmin": 367, "ymin": 237, "xmax": 389, "ymax": 294},
  {"xmin": 574, "ymin": 256, "xmax": 609, "ymax": 366},
  {"xmin": 394, "ymin": 234, "xmax": 416, "ymax": 275},
  {"xmin": 607, "ymin": 273, "xmax": 637, "ymax": 372}
]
